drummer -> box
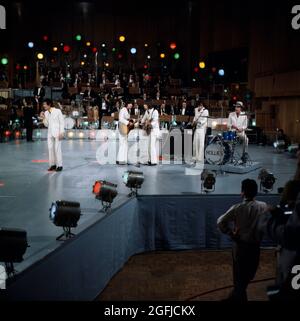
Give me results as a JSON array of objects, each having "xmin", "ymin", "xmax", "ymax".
[{"xmin": 227, "ymin": 101, "xmax": 249, "ymax": 155}]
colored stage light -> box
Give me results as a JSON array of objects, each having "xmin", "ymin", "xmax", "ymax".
[
  {"xmin": 0, "ymin": 228, "xmax": 28, "ymax": 277},
  {"xmin": 144, "ymin": 43, "xmax": 148, "ymax": 47},
  {"xmin": 119, "ymin": 35, "xmax": 125, "ymax": 42},
  {"xmin": 212, "ymin": 67, "xmax": 217, "ymax": 72},
  {"xmin": 174, "ymin": 53, "xmax": 180, "ymax": 60},
  {"xmin": 105, "ymin": 62, "xmax": 110, "ymax": 67},
  {"xmin": 23, "ymin": 65, "xmax": 28, "ymax": 70},
  {"xmin": 86, "ymin": 41, "xmax": 91, "ymax": 47},
  {"xmin": 49, "ymin": 200, "xmax": 81, "ymax": 241},
  {"xmin": 160, "ymin": 53, "xmax": 165, "ymax": 59},
  {"xmin": 92, "ymin": 180, "xmax": 118, "ymax": 212},
  {"xmin": 15, "ymin": 64, "xmax": 21, "ymax": 70},
  {"xmin": 194, "ymin": 67, "xmax": 199, "ymax": 72},
  {"xmin": 117, "ymin": 53, "xmax": 123, "ymax": 59},
  {"xmin": 53, "ymin": 47, "xmax": 58, "ymax": 52},
  {"xmin": 78, "ymin": 132, "xmax": 85, "ymax": 138},
  {"xmin": 1, "ymin": 58, "xmax": 8, "ymax": 65},
  {"xmin": 258, "ymin": 169, "xmax": 276, "ymax": 192},
  {"xmin": 199, "ymin": 61, "xmax": 205, "ymax": 69},
  {"xmin": 112, "ymin": 47, "xmax": 116, "ymax": 52},
  {"xmin": 170, "ymin": 42, "xmax": 177, "ymax": 50},
  {"xmin": 43, "ymin": 35, "xmax": 49, "ymax": 41},
  {"xmin": 80, "ymin": 61, "xmax": 85, "ymax": 66},
  {"xmin": 218, "ymin": 69, "xmax": 225, "ymax": 76},
  {"xmin": 144, "ymin": 64, "xmax": 148, "ymax": 69},
  {"xmin": 63, "ymin": 45, "xmax": 71, "ymax": 53},
  {"xmin": 201, "ymin": 170, "xmax": 216, "ymax": 193},
  {"xmin": 75, "ymin": 34, "xmax": 82, "ymax": 41},
  {"xmin": 4, "ymin": 130, "xmax": 10, "ymax": 137},
  {"xmin": 92, "ymin": 47, "xmax": 98, "ymax": 53},
  {"xmin": 27, "ymin": 42, "xmax": 34, "ymax": 48},
  {"xmin": 68, "ymin": 131, "xmax": 74, "ymax": 138},
  {"xmin": 83, "ymin": 53, "xmax": 87, "ymax": 58},
  {"xmin": 15, "ymin": 131, "xmax": 21, "ymax": 138},
  {"xmin": 122, "ymin": 171, "xmax": 144, "ymax": 197},
  {"xmin": 102, "ymin": 51, "xmax": 107, "ymax": 57},
  {"xmin": 130, "ymin": 47, "xmax": 137, "ymax": 54},
  {"xmin": 37, "ymin": 53, "xmax": 44, "ymax": 60}
]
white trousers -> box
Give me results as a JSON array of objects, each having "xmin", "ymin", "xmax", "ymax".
[
  {"xmin": 148, "ymin": 131, "xmax": 159, "ymax": 164},
  {"xmin": 117, "ymin": 133, "xmax": 128, "ymax": 163},
  {"xmin": 193, "ymin": 128, "xmax": 206, "ymax": 163},
  {"xmin": 237, "ymin": 132, "xmax": 249, "ymax": 153},
  {"xmin": 48, "ymin": 136, "xmax": 63, "ymax": 167}
]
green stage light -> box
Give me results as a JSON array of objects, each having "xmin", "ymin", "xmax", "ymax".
[
  {"xmin": 75, "ymin": 34, "xmax": 82, "ymax": 41},
  {"xmin": 1, "ymin": 58, "xmax": 8, "ymax": 65},
  {"xmin": 174, "ymin": 53, "xmax": 180, "ymax": 60}
]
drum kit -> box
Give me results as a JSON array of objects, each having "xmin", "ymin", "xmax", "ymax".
[{"xmin": 205, "ymin": 130, "xmax": 250, "ymax": 166}]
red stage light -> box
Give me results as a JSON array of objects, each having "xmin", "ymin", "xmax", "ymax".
[
  {"xmin": 233, "ymin": 96, "xmax": 237, "ymax": 101},
  {"xmin": 15, "ymin": 131, "xmax": 21, "ymax": 138},
  {"xmin": 92, "ymin": 47, "xmax": 98, "ymax": 53},
  {"xmin": 63, "ymin": 45, "xmax": 71, "ymax": 53},
  {"xmin": 170, "ymin": 42, "xmax": 177, "ymax": 50},
  {"xmin": 212, "ymin": 67, "xmax": 217, "ymax": 72},
  {"xmin": 16, "ymin": 64, "xmax": 21, "ymax": 70},
  {"xmin": 118, "ymin": 53, "xmax": 123, "ymax": 59},
  {"xmin": 194, "ymin": 67, "xmax": 199, "ymax": 72},
  {"xmin": 5, "ymin": 130, "xmax": 10, "ymax": 137},
  {"xmin": 144, "ymin": 64, "xmax": 148, "ymax": 69},
  {"xmin": 93, "ymin": 181, "xmax": 102, "ymax": 195},
  {"xmin": 43, "ymin": 35, "xmax": 49, "ymax": 41}
]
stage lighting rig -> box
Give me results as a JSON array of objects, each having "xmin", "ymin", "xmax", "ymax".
[
  {"xmin": 0, "ymin": 228, "xmax": 28, "ymax": 277},
  {"xmin": 122, "ymin": 171, "xmax": 144, "ymax": 197},
  {"xmin": 49, "ymin": 200, "xmax": 81, "ymax": 241},
  {"xmin": 93, "ymin": 180, "xmax": 118, "ymax": 212},
  {"xmin": 258, "ymin": 169, "xmax": 276, "ymax": 193},
  {"xmin": 201, "ymin": 170, "xmax": 216, "ymax": 193}
]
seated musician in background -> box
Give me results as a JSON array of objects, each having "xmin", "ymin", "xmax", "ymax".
[
  {"xmin": 159, "ymin": 101, "xmax": 170, "ymax": 116},
  {"xmin": 277, "ymin": 129, "xmax": 291, "ymax": 150},
  {"xmin": 180, "ymin": 101, "xmax": 193, "ymax": 116},
  {"xmin": 193, "ymin": 102, "xmax": 209, "ymax": 163},
  {"xmin": 83, "ymin": 84, "xmax": 97, "ymax": 99},
  {"xmin": 141, "ymin": 102, "xmax": 160, "ymax": 166},
  {"xmin": 117, "ymin": 102, "xmax": 134, "ymax": 165},
  {"xmin": 228, "ymin": 101, "xmax": 249, "ymax": 158}
]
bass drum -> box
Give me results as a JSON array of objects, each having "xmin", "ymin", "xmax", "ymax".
[
  {"xmin": 205, "ymin": 141, "xmax": 231, "ymax": 165},
  {"xmin": 64, "ymin": 117, "xmax": 75, "ymax": 130}
]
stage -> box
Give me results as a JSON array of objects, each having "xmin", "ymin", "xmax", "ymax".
[{"xmin": 0, "ymin": 140, "xmax": 296, "ymax": 299}]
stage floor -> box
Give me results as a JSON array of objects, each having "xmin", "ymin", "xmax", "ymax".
[{"xmin": 0, "ymin": 140, "xmax": 297, "ymax": 272}]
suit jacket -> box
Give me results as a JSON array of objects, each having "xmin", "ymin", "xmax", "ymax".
[
  {"xmin": 43, "ymin": 108, "xmax": 65, "ymax": 138},
  {"xmin": 23, "ymin": 107, "xmax": 35, "ymax": 127}
]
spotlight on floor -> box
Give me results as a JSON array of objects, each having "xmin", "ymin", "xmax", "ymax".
[
  {"xmin": 93, "ymin": 180, "xmax": 118, "ymax": 212},
  {"xmin": 49, "ymin": 201, "xmax": 81, "ymax": 241},
  {"xmin": 0, "ymin": 228, "xmax": 28, "ymax": 277},
  {"xmin": 201, "ymin": 170, "xmax": 216, "ymax": 193},
  {"xmin": 258, "ymin": 169, "xmax": 276, "ymax": 193},
  {"xmin": 122, "ymin": 171, "xmax": 144, "ymax": 197}
]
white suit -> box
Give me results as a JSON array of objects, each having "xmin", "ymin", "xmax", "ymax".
[
  {"xmin": 228, "ymin": 112, "xmax": 248, "ymax": 152},
  {"xmin": 141, "ymin": 108, "xmax": 160, "ymax": 164},
  {"xmin": 117, "ymin": 107, "xmax": 130, "ymax": 163},
  {"xmin": 193, "ymin": 107, "xmax": 209, "ymax": 163},
  {"xmin": 43, "ymin": 108, "xmax": 65, "ymax": 167}
]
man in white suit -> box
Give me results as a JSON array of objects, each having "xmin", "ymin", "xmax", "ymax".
[
  {"xmin": 41, "ymin": 99, "xmax": 65, "ymax": 172},
  {"xmin": 193, "ymin": 102, "xmax": 209, "ymax": 163},
  {"xmin": 117, "ymin": 102, "xmax": 133, "ymax": 165},
  {"xmin": 141, "ymin": 103, "xmax": 160, "ymax": 165}
]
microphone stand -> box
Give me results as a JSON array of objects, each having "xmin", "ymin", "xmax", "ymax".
[{"xmin": 134, "ymin": 109, "xmax": 141, "ymax": 168}]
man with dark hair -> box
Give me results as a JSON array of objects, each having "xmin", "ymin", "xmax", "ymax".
[
  {"xmin": 22, "ymin": 97, "xmax": 35, "ymax": 142},
  {"xmin": 217, "ymin": 179, "xmax": 268, "ymax": 301},
  {"xmin": 40, "ymin": 99, "xmax": 65, "ymax": 172}
]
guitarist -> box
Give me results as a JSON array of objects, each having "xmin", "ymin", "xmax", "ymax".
[
  {"xmin": 193, "ymin": 102, "xmax": 209, "ymax": 163},
  {"xmin": 117, "ymin": 102, "xmax": 134, "ymax": 165},
  {"xmin": 141, "ymin": 102, "xmax": 160, "ymax": 166}
]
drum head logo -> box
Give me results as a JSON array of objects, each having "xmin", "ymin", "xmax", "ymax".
[
  {"xmin": 205, "ymin": 143, "xmax": 225, "ymax": 165},
  {"xmin": 0, "ymin": 264, "xmax": 6, "ymax": 290}
]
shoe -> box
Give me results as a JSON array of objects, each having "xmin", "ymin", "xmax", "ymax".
[
  {"xmin": 56, "ymin": 167, "xmax": 63, "ymax": 172},
  {"xmin": 48, "ymin": 165, "xmax": 57, "ymax": 171}
]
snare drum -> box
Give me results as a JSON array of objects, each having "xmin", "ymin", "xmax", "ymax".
[
  {"xmin": 205, "ymin": 141, "xmax": 231, "ymax": 165},
  {"xmin": 222, "ymin": 130, "xmax": 237, "ymax": 142}
]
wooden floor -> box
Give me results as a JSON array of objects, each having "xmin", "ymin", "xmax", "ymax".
[{"xmin": 98, "ymin": 249, "xmax": 276, "ymax": 301}]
